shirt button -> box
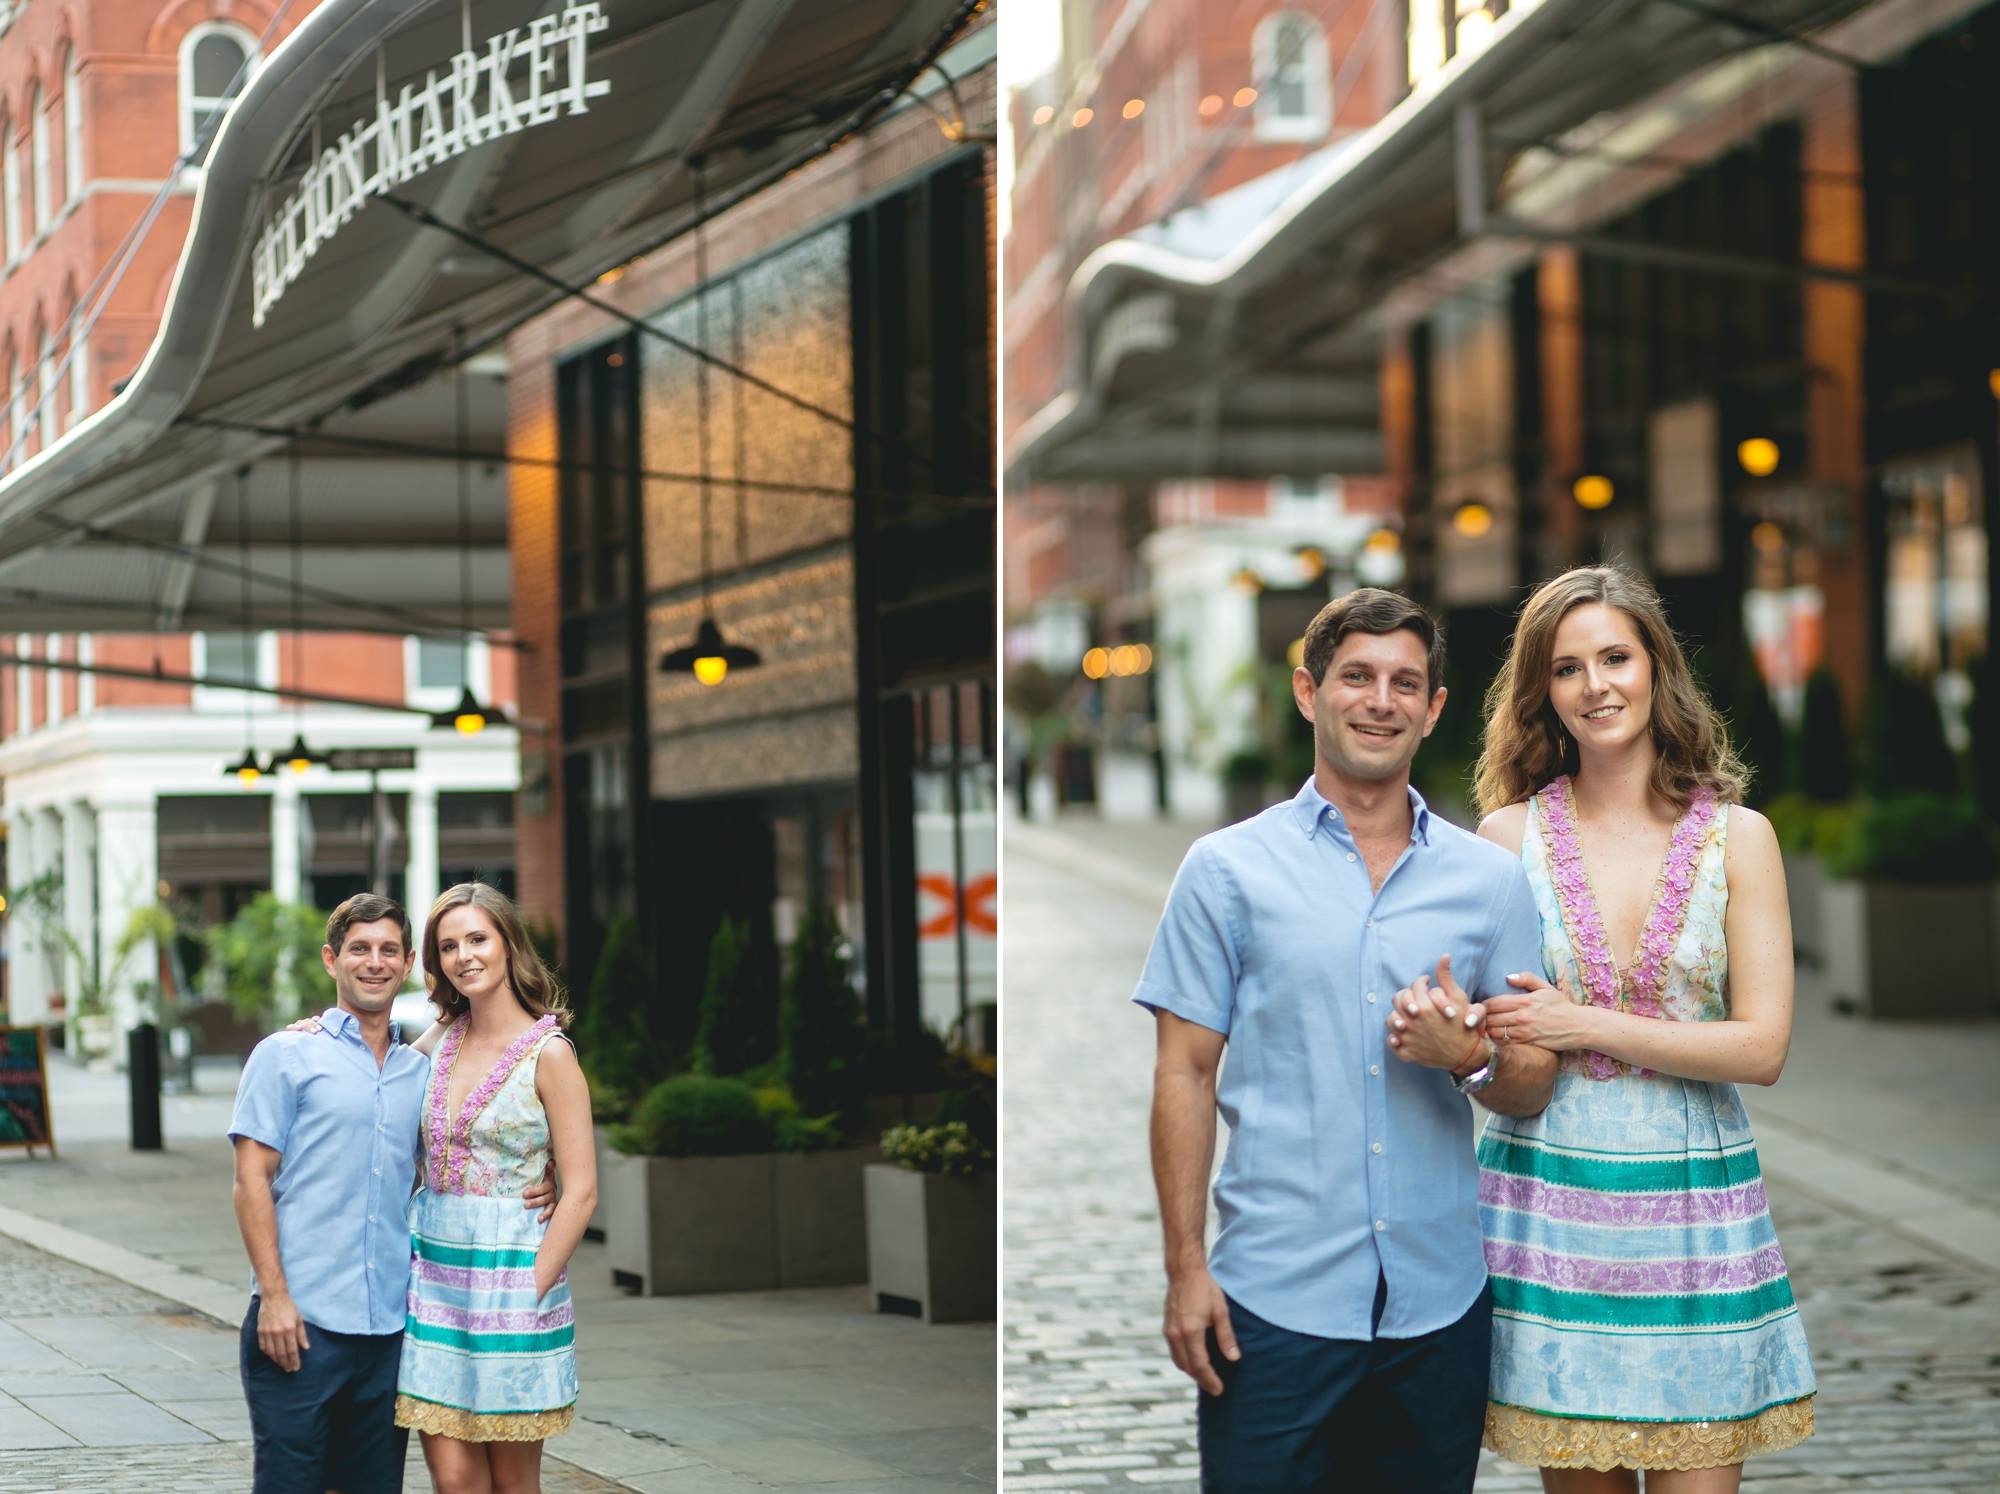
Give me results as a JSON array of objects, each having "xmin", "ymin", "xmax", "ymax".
[
  {"xmin": 1365, "ymin": 917, "xmax": 1375, "ymax": 927},
  {"xmin": 1372, "ymin": 1142, "xmax": 1384, "ymax": 1154},
  {"xmin": 369, "ymin": 1215, "xmax": 377, "ymax": 1223},
  {"xmin": 1369, "ymin": 1064, "xmax": 1380, "ymax": 1076},
  {"xmin": 1375, "ymin": 1219, "xmax": 1387, "ymax": 1232},
  {"xmin": 1366, "ymin": 992, "xmax": 1378, "ymax": 1004},
  {"xmin": 1346, "ymin": 852, "xmax": 1357, "ymax": 862},
  {"xmin": 373, "ymin": 1168, "xmax": 381, "ymax": 1176}
]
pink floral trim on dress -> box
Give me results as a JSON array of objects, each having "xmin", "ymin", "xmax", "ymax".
[
  {"xmin": 1534, "ymin": 775, "xmax": 1718, "ymax": 1080},
  {"xmin": 426, "ymin": 1014, "xmax": 561, "ymax": 1193}
]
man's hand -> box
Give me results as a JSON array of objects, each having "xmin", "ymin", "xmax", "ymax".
[
  {"xmin": 1386, "ymin": 954, "xmax": 1486, "ymax": 1073},
  {"xmin": 523, "ymin": 1161, "xmax": 559, "ymax": 1222},
  {"xmin": 1163, "ymin": 1266, "xmax": 1238, "ymax": 1396},
  {"xmin": 257, "ymin": 1291, "xmax": 311, "ymax": 1373}
]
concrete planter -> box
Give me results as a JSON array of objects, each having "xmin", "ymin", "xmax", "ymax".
[
  {"xmin": 584, "ymin": 1125, "xmax": 614, "ymax": 1243},
  {"xmin": 864, "ymin": 1164, "xmax": 996, "ymax": 1324},
  {"xmin": 1781, "ymin": 851, "xmax": 1825, "ymax": 969},
  {"xmin": 1819, "ymin": 879, "xmax": 1999, "ymax": 1018},
  {"xmin": 603, "ymin": 1145, "xmax": 878, "ymax": 1295}
]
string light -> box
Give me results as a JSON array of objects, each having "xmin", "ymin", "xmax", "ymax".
[
  {"xmin": 1072, "ymin": 106, "xmax": 1094, "ymax": 128},
  {"xmin": 1199, "ymin": 95, "xmax": 1224, "ymax": 117},
  {"xmin": 1452, "ymin": 500, "xmax": 1494, "ymax": 538},
  {"xmin": 1032, "ymin": 104, "xmax": 1054, "ymax": 125},
  {"xmin": 1123, "ymin": 99, "xmax": 1145, "ymax": 119},
  {"xmin": 1233, "ymin": 86, "xmax": 1258, "ymax": 108},
  {"xmin": 1737, "ymin": 438, "xmax": 1780, "ymax": 477},
  {"xmin": 1081, "ymin": 647, "xmax": 1110, "ymax": 680},
  {"xmin": 1572, "ymin": 474, "xmax": 1614, "ymax": 510}
]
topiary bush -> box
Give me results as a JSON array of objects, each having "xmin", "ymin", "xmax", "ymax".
[
  {"xmin": 779, "ymin": 909, "xmax": 868, "ymax": 1125},
  {"xmin": 1796, "ymin": 665, "xmax": 1853, "ymax": 802},
  {"xmin": 1860, "ymin": 670, "xmax": 1958, "ymax": 798},
  {"xmin": 570, "ymin": 915, "xmax": 664, "ymax": 1122},
  {"xmin": 610, "ymin": 1074, "xmax": 772, "ymax": 1157},
  {"xmin": 693, "ymin": 915, "xmax": 776, "ymax": 1077}
]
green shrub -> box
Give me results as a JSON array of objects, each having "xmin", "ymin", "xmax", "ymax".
[
  {"xmin": 862, "ymin": 1023, "xmax": 951, "ymax": 1094},
  {"xmin": 1796, "ymin": 666, "xmax": 1852, "ymax": 802},
  {"xmin": 779, "ymin": 910, "xmax": 867, "ymax": 1123},
  {"xmin": 880, "ymin": 1121, "xmax": 994, "ymax": 1178},
  {"xmin": 1822, "ymin": 794, "xmax": 1998, "ymax": 884},
  {"xmin": 1861, "ymin": 670, "xmax": 1957, "ymax": 798},
  {"xmin": 1728, "ymin": 656, "xmax": 1787, "ymax": 807},
  {"xmin": 693, "ymin": 915, "xmax": 776, "ymax": 1077},
  {"xmin": 570, "ymin": 915, "xmax": 663, "ymax": 1119},
  {"xmin": 752, "ymin": 1083, "xmax": 845, "ymax": 1153},
  {"xmin": 1762, "ymin": 793, "xmax": 1820, "ymax": 856},
  {"xmin": 610, "ymin": 1074, "xmax": 772, "ymax": 1157}
]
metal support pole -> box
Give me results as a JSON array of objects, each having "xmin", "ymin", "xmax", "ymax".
[
  {"xmin": 128, "ymin": 1023, "xmax": 162, "ymax": 1151},
  {"xmin": 1454, "ymin": 101, "xmax": 1487, "ymax": 238}
]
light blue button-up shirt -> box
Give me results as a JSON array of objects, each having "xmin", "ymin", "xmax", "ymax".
[
  {"xmin": 1134, "ymin": 778, "xmax": 1543, "ymax": 1341},
  {"xmin": 227, "ymin": 1007, "xmax": 430, "ymax": 1336}
]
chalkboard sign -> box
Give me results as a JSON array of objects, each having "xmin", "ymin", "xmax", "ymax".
[{"xmin": 0, "ymin": 1025, "xmax": 53, "ymax": 1152}]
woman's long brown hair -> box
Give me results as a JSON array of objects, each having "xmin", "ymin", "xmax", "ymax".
[
  {"xmin": 1472, "ymin": 566, "xmax": 1750, "ymax": 818},
  {"xmin": 422, "ymin": 882, "xmax": 571, "ymax": 1028}
]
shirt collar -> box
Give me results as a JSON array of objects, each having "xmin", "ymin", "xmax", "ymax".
[
  {"xmin": 1289, "ymin": 776, "xmax": 1433, "ymax": 846},
  {"xmin": 319, "ymin": 1005, "xmax": 401, "ymax": 1045}
]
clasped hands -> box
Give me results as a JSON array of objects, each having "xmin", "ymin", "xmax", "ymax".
[{"xmin": 1386, "ymin": 957, "xmax": 1579, "ymax": 1069}]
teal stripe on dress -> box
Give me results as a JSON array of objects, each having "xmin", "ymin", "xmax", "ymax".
[
  {"xmin": 405, "ymin": 1319, "xmax": 577, "ymax": 1353},
  {"xmin": 1491, "ymin": 1275, "xmax": 1797, "ymax": 1328},
  {"xmin": 1480, "ymin": 1135, "xmax": 1761, "ymax": 1193},
  {"xmin": 412, "ymin": 1237, "xmax": 540, "ymax": 1269}
]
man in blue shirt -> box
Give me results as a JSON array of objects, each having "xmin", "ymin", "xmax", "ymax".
[
  {"xmin": 1138, "ymin": 589, "xmax": 1558, "ymax": 1492},
  {"xmin": 228, "ymin": 892, "xmax": 549, "ymax": 1493}
]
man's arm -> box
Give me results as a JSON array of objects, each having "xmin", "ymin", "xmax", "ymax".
[
  {"xmin": 1151, "ymin": 1010, "xmax": 1236, "ymax": 1396},
  {"xmin": 231, "ymin": 1137, "xmax": 310, "ymax": 1372}
]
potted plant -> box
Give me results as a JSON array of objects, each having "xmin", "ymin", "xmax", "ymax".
[
  {"xmin": 570, "ymin": 914, "xmax": 666, "ymax": 1242},
  {"xmin": 864, "ymin": 1118, "xmax": 996, "ymax": 1323},
  {"xmin": 604, "ymin": 1073, "xmax": 780, "ymax": 1294},
  {"xmin": 1818, "ymin": 793, "xmax": 1998, "ymax": 1018}
]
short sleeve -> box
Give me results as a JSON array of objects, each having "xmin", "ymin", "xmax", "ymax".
[
  {"xmin": 1472, "ymin": 861, "xmax": 1546, "ymax": 1001},
  {"xmin": 1131, "ymin": 841, "xmax": 1241, "ymax": 1034},
  {"xmin": 228, "ymin": 1036, "xmax": 299, "ymax": 1154}
]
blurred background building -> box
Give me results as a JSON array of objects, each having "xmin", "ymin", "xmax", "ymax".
[{"xmin": 1004, "ymin": 0, "xmax": 1998, "ymax": 838}]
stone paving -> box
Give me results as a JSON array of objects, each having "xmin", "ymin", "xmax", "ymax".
[{"xmin": 1001, "ymin": 822, "xmax": 2000, "ymax": 1492}]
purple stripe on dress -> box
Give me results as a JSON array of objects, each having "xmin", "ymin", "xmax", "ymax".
[
  {"xmin": 410, "ymin": 1299, "xmax": 575, "ymax": 1333},
  {"xmin": 1484, "ymin": 1240, "xmax": 1791, "ymax": 1295},
  {"xmin": 1480, "ymin": 1170, "xmax": 1772, "ymax": 1225},
  {"xmin": 411, "ymin": 1258, "xmax": 542, "ymax": 1292}
]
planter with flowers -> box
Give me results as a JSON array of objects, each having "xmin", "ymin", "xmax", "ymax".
[{"xmin": 864, "ymin": 1120, "xmax": 996, "ymax": 1324}]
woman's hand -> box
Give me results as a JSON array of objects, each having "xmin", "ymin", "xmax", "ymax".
[
  {"xmin": 1481, "ymin": 972, "xmax": 1593, "ymax": 1052},
  {"xmin": 284, "ymin": 1017, "xmax": 322, "ymax": 1035},
  {"xmin": 533, "ymin": 1249, "xmax": 562, "ymax": 1304}
]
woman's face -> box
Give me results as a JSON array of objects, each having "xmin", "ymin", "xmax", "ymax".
[
  {"xmin": 1547, "ymin": 602, "xmax": 1655, "ymax": 756},
  {"xmin": 436, "ymin": 904, "xmax": 512, "ymax": 1006}
]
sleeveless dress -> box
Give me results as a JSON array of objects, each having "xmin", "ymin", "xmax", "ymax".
[
  {"xmin": 1476, "ymin": 777, "xmax": 1816, "ymax": 1472},
  {"xmin": 394, "ymin": 1014, "xmax": 579, "ymax": 1442}
]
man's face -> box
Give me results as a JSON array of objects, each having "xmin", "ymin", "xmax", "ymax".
[
  {"xmin": 321, "ymin": 917, "xmax": 414, "ymax": 1015},
  {"xmin": 1291, "ymin": 627, "xmax": 1446, "ymax": 785}
]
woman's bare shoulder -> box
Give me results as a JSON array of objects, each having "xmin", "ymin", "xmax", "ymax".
[{"xmin": 1476, "ymin": 800, "xmax": 1532, "ymax": 855}]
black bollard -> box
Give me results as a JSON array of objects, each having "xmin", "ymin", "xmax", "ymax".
[{"xmin": 128, "ymin": 1022, "xmax": 163, "ymax": 1151}]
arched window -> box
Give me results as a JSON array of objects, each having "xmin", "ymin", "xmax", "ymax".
[
  {"xmin": 63, "ymin": 48, "xmax": 80, "ymax": 204},
  {"xmin": 30, "ymin": 84, "xmax": 48, "ymax": 233},
  {"xmin": 2, "ymin": 110, "xmax": 20, "ymax": 261},
  {"xmin": 66, "ymin": 320, "xmax": 86, "ymax": 429},
  {"xmin": 180, "ymin": 24, "xmax": 257, "ymax": 163},
  {"xmin": 1253, "ymin": 12, "xmax": 1330, "ymax": 143}
]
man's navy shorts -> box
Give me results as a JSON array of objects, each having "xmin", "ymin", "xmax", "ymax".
[
  {"xmin": 1196, "ymin": 1278, "xmax": 1493, "ymax": 1492},
  {"xmin": 240, "ymin": 1300, "xmax": 408, "ymax": 1493}
]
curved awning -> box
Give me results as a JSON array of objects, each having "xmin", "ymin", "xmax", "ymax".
[
  {"xmin": 0, "ymin": 0, "xmax": 975, "ymax": 635},
  {"xmin": 1009, "ymin": 0, "xmax": 1876, "ymax": 486}
]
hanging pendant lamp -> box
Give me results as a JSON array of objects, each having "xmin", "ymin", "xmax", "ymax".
[
  {"xmin": 277, "ymin": 435, "xmax": 325, "ymax": 773},
  {"xmin": 659, "ymin": 154, "xmax": 760, "ymax": 688},
  {"xmin": 431, "ymin": 327, "xmax": 510, "ymax": 733},
  {"xmin": 222, "ymin": 466, "xmax": 264, "ymax": 786}
]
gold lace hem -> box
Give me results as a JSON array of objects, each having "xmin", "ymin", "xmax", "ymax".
[
  {"xmin": 1483, "ymin": 1396, "xmax": 1814, "ymax": 1471},
  {"xmin": 394, "ymin": 1395, "xmax": 575, "ymax": 1443}
]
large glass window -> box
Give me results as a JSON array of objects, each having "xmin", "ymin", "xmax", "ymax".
[
  {"xmin": 910, "ymin": 679, "xmax": 995, "ymax": 1046},
  {"xmin": 1883, "ymin": 446, "xmax": 1988, "ymax": 743}
]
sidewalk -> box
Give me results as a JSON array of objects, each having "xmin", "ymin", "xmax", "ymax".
[
  {"xmin": 1006, "ymin": 809, "xmax": 2000, "ymax": 1272},
  {"xmin": 0, "ymin": 1059, "xmax": 994, "ymax": 1492}
]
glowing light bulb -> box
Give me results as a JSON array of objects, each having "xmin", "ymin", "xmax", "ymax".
[
  {"xmin": 1452, "ymin": 501, "xmax": 1494, "ymax": 538},
  {"xmin": 1737, "ymin": 438, "xmax": 1779, "ymax": 477},
  {"xmin": 1572, "ymin": 474, "xmax": 1614, "ymax": 510},
  {"xmin": 288, "ymin": 756, "xmax": 312, "ymax": 774},
  {"xmin": 238, "ymin": 764, "xmax": 262, "ymax": 786},
  {"xmin": 1081, "ymin": 647, "xmax": 1110, "ymax": 681},
  {"xmin": 454, "ymin": 710, "xmax": 487, "ymax": 735},
  {"xmin": 693, "ymin": 656, "xmax": 729, "ymax": 686}
]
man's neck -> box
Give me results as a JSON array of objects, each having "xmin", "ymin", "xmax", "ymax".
[
  {"xmin": 338, "ymin": 1000, "xmax": 395, "ymax": 1060},
  {"xmin": 1313, "ymin": 762, "xmax": 1414, "ymax": 842}
]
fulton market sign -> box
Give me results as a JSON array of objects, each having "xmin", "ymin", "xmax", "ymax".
[{"xmin": 251, "ymin": 2, "xmax": 613, "ymax": 327}]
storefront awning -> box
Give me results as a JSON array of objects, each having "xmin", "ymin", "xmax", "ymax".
[
  {"xmin": 1009, "ymin": 0, "xmax": 1874, "ymax": 487},
  {"xmin": 0, "ymin": 0, "xmax": 974, "ymax": 636}
]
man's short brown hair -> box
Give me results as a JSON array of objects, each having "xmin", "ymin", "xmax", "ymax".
[
  {"xmin": 1301, "ymin": 588, "xmax": 1445, "ymax": 695},
  {"xmin": 325, "ymin": 893, "xmax": 413, "ymax": 955}
]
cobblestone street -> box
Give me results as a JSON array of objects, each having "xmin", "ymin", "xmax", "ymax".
[{"xmin": 1002, "ymin": 819, "xmax": 2000, "ymax": 1492}]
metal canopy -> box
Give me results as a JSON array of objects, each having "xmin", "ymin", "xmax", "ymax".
[
  {"xmin": 0, "ymin": 0, "xmax": 973, "ymax": 634},
  {"xmin": 1009, "ymin": 0, "xmax": 1876, "ymax": 486}
]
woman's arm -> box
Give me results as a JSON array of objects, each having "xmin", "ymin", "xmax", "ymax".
[
  {"xmin": 531, "ymin": 1038, "xmax": 598, "ymax": 1300},
  {"xmin": 412, "ymin": 1019, "xmax": 448, "ymax": 1058},
  {"xmin": 1483, "ymin": 806, "xmax": 1795, "ymax": 1086}
]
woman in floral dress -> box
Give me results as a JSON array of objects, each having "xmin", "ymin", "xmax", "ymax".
[
  {"xmin": 397, "ymin": 883, "xmax": 596, "ymax": 1494},
  {"xmin": 1468, "ymin": 567, "xmax": 1815, "ymax": 1492}
]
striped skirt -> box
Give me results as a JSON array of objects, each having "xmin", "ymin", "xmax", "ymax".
[
  {"xmin": 1476, "ymin": 1069, "xmax": 1815, "ymax": 1472},
  {"xmin": 394, "ymin": 1188, "xmax": 578, "ymax": 1443}
]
